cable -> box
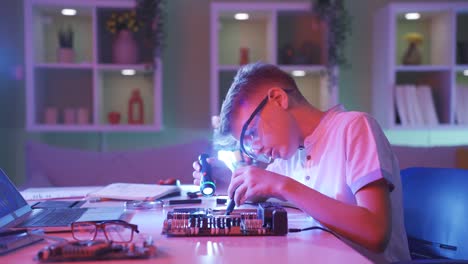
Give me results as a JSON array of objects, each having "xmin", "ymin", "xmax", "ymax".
[{"xmin": 288, "ymin": 226, "xmax": 342, "ymax": 240}]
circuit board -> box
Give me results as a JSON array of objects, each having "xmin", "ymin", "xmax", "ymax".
[{"xmin": 162, "ymin": 202, "xmax": 288, "ymax": 236}]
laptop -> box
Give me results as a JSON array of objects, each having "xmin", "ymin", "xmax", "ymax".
[{"xmin": 0, "ymin": 168, "xmax": 128, "ymax": 232}]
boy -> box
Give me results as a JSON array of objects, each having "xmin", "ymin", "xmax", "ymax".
[{"xmin": 193, "ymin": 62, "xmax": 410, "ymax": 262}]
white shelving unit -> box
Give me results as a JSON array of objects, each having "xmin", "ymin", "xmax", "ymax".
[
  {"xmin": 372, "ymin": 2, "xmax": 468, "ymax": 133},
  {"xmin": 24, "ymin": 0, "xmax": 162, "ymax": 132},
  {"xmin": 210, "ymin": 2, "xmax": 337, "ymax": 116}
]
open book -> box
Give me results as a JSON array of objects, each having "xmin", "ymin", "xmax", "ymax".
[{"xmin": 87, "ymin": 183, "xmax": 181, "ymax": 201}]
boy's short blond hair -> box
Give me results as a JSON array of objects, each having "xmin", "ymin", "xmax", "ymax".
[{"xmin": 215, "ymin": 62, "xmax": 305, "ymax": 149}]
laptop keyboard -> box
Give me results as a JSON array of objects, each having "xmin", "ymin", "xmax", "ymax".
[{"xmin": 24, "ymin": 208, "xmax": 87, "ymax": 227}]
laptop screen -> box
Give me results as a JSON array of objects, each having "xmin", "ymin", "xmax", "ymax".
[{"xmin": 0, "ymin": 168, "xmax": 31, "ymax": 229}]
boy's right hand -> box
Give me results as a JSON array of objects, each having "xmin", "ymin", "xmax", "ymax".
[{"xmin": 192, "ymin": 157, "xmax": 231, "ymax": 194}]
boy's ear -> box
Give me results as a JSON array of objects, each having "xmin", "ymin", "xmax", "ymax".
[{"xmin": 267, "ymin": 87, "xmax": 289, "ymax": 109}]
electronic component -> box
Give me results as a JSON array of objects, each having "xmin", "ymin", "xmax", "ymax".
[
  {"xmin": 199, "ymin": 153, "xmax": 216, "ymax": 196},
  {"xmin": 162, "ymin": 202, "xmax": 288, "ymax": 236},
  {"xmin": 36, "ymin": 238, "xmax": 156, "ymax": 262}
]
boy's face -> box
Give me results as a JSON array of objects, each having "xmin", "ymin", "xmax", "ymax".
[{"xmin": 231, "ymin": 90, "xmax": 301, "ymax": 163}]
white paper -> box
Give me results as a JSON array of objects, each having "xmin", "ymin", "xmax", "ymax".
[
  {"xmin": 87, "ymin": 183, "xmax": 181, "ymax": 201},
  {"xmin": 21, "ymin": 186, "xmax": 100, "ymax": 201}
]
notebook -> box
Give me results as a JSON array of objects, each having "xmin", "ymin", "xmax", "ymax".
[
  {"xmin": 0, "ymin": 168, "xmax": 127, "ymax": 232},
  {"xmin": 87, "ymin": 182, "xmax": 181, "ymax": 201}
]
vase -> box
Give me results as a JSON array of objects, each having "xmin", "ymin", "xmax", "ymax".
[
  {"xmin": 76, "ymin": 107, "xmax": 89, "ymax": 124},
  {"xmin": 44, "ymin": 107, "xmax": 58, "ymax": 124},
  {"xmin": 402, "ymin": 41, "xmax": 422, "ymax": 65},
  {"xmin": 112, "ymin": 29, "xmax": 138, "ymax": 64},
  {"xmin": 239, "ymin": 47, "xmax": 249, "ymax": 65},
  {"xmin": 57, "ymin": 48, "xmax": 75, "ymax": 63},
  {"xmin": 128, "ymin": 89, "xmax": 144, "ymax": 124},
  {"xmin": 63, "ymin": 108, "xmax": 76, "ymax": 124}
]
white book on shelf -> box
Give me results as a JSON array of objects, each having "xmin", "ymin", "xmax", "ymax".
[
  {"xmin": 395, "ymin": 85, "xmax": 410, "ymax": 126},
  {"xmin": 464, "ymin": 87, "xmax": 468, "ymax": 125},
  {"xmin": 417, "ymin": 85, "xmax": 439, "ymax": 126},
  {"xmin": 462, "ymin": 86, "xmax": 468, "ymax": 125},
  {"xmin": 455, "ymin": 86, "xmax": 465, "ymax": 125},
  {"xmin": 405, "ymin": 85, "xmax": 424, "ymax": 126}
]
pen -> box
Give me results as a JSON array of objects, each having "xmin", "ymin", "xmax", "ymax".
[{"xmin": 167, "ymin": 199, "xmax": 202, "ymax": 205}]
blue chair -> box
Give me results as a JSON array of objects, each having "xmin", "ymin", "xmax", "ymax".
[{"xmin": 400, "ymin": 167, "xmax": 468, "ymax": 261}]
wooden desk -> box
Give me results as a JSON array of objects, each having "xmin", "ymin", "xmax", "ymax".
[{"xmin": 4, "ymin": 187, "xmax": 375, "ymax": 264}]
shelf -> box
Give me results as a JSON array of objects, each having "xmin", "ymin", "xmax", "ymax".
[
  {"xmin": 211, "ymin": 2, "xmax": 336, "ymax": 116},
  {"xmin": 217, "ymin": 10, "xmax": 273, "ymax": 65},
  {"xmin": 97, "ymin": 64, "xmax": 154, "ymax": 72},
  {"xmin": 395, "ymin": 65, "xmax": 451, "ymax": 72},
  {"xmin": 29, "ymin": 124, "xmax": 161, "ymax": 132},
  {"xmin": 34, "ymin": 67, "xmax": 93, "ymax": 126},
  {"xmin": 98, "ymin": 70, "xmax": 156, "ymax": 126},
  {"xmin": 395, "ymin": 70, "xmax": 451, "ymax": 125},
  {"xmin": 292, "ymin": 71, "xmax": 330, "ymax": 111},
  {"xmin": 373, "ymin": 2, "xmax": 468, "ymax": 145},
  {"xmin": 456, "ymin": 12, "xmax": 468, "ymax": 65},
  {"xmin": 395, "ymin": 10, "xmax": 452, "ymax": 66},
  {"xmin": 384, "ymin": 128, "xmax": 468, "ymax": 147},
  {"xmin": 34, "ymin": 63, "xmax": 93, "ymax": 69},
  {"xmin": 279, "ymin": 65, "xmax": 326, "ymax": 73},
  {"xmin": 277, "ymin": 11, "xmax": 326, "ymax": 65},
  {"xmin": 96, "ymin": 8, "xmax": 154, "ymax": 65},
  {"xmin": 25, "ymin": 0, "xmax": 162, "ymax": 132},
  {"xmin": 32, "ymin": 5, "xmax": 93, "ymax": 64},
  {"xmin": 455, "ymin": 71, "xmax": 468, "ymax": 126}
]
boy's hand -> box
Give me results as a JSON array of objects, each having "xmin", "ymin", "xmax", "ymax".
[{"xmin": 228, "ymin": 166, "xmax": 287, "ymax": 205}]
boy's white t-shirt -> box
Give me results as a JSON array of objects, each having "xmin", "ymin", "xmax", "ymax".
[{"xmin": 267, "ymin": 105, "xmax": 410, "ymax": 263}]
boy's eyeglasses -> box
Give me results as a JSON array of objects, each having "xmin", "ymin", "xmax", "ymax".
[
  {"xmin": 239, "ymin": 96, "xmax": 272, "ymax": 164},
  {"xmin": 71, "ymin": 220, "xmax": 139, "ymax": 243}
]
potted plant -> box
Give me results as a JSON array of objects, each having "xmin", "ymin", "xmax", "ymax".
[
  {"xmin": 314, "ymin": 0, "xmax": 352, "ymax": 91},
  {"xmin": 402, "ymin": 32, "xmax": 423, "ymax": 65},
  {"xmin": 136, "ymin": 0, "xmax": 166, "ymax": 66},
  {"xmin": 57, "ymin": 26, "xmax": 74, "ymax": 63},
  {"xmin": 106, "ymin": 10, "xmax": 143, "ymax": 64}
]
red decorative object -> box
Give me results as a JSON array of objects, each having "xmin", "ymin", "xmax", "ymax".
[
  {"xmin": 239, "ymin": 47, "xmax": 249, "ymax": 65},
  {"xmin": 128, "ymin": 89, "xmax": 144, "ymax": 124},
  {"xmin": 108, "ymin": 111, "xmax": 121, "ymax": 124}
]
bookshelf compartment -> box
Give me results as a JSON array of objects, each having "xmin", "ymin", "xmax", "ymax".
[
  {"xmin": 290, "ymin": 70, "xmax": 329, "ymax": 110},
  {"xmin": 34, "ymin": 68, "xmax": 93, "ymax": 125},
  {"xmin": 218, "ymin": 70, "xmax": 237, "ymax": 105},
  {"xmin": 395, "ymin": 70, "xmax": 451, "ymax": 124},
  {"xmin": 211, "ymin": 2, "xmax": 337, "ymax": 118},
  {"xmin": 97, "ymin": 8, "xmax": 154, "ymax": 65},
  {"xmin": 33, "ymin": 5, "xmax": 93, "ymax": 64},
  {"xmin": 277, "ymin": 12, "xmax": 326, "ymax": 65},
  {"xmin": 25, "ymin": 0, "xmax": 163, "ymax": 131},
  {"xmin": 455, "ymin": 71, "xmax": 468, "ymax": 125},
  {"xmin": 395, "ymin": 11, "xmax": 452, "ymax": 66},
  {"xmin": 456, "ymin": 13, "xmax": 468, "ymax": 66},
  {"xmin": 98, "ymin": 70, "xmax": 155, "ymax": 126},
  {"xmin": 218, "ymin": 11, "xmax": 272, "ymax": 66}
]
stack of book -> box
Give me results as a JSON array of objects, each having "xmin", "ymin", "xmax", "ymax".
[
  {"xmin": 395, "ymin": 84, "xmax": 439, "ymax": 126},
  {"xmin": 456, "ymin": 86, "xmax": 468, "ymax": 125}
]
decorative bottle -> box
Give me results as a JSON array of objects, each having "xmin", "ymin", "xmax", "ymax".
[
  {"xmin": 128, "ymin": 89, "xmax": 144, "ymax": 124},
  {"xmin": 239, "ymin": 47, "xmax": 249, "ymax": 65}
]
